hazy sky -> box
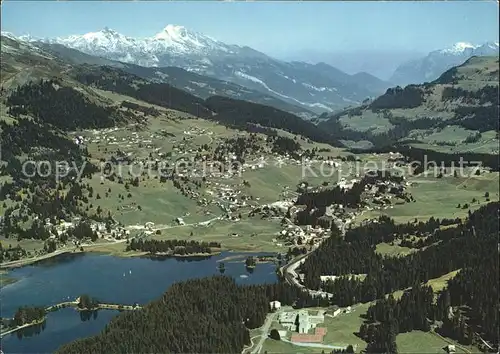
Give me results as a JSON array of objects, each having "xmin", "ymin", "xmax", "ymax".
[{"xmin": 2, "ymin": 1, "xmax": 499, "ymax": 58}]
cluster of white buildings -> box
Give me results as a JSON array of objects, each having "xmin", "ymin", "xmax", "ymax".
[
  {"xmin": 277, "ymin": 223, "xmax": 329, "ymax": 247},
  {"xmin": 277, "ymin": 309, "xmax": 326, "ymax": 334},
  {"xmin": 42, "ymin": 217, "xmax": 128, "ymax": 241}
]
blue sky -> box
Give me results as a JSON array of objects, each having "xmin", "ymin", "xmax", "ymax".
[{"xmin": 2, "ymin": 1, "xmax": 499, "ymax": 57}]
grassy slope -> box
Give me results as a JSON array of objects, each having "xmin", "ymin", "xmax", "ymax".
[
  {"xmin": 359, "ymin": 172, "xmax": 499, "ymax": 223},
  {"xmin": 375, "ymin": 242, "xmax": 415, "ymax": 257},
  {"xmin": 322, "ymin": 56, "xmax": 499, "ymax": 153}
]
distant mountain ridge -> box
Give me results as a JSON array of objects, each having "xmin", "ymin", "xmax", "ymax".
[
  {"xmin": 319, "ymin": 56, "xmax": 499, "ymax": 154},
  {"xmin": 1, "ymin": 32, "xmax": 339, "ymax": 148},
  {"xmin": 3, "ymin": 25, "xmax": 391, "ymax": 114},
  {"xmin": 391, "ymin": 41, "xmax": 499, "ymax": 86},
  {"xmin": 0, "ymin": 34, "xmax": 317, "ymax": 118}
]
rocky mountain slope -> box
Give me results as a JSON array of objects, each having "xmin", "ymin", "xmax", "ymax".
[
  {"xmin": 391, "ymin": 42, "xmax": 499, "ymax": 86},
  {"xmin": 6, "ymin": 25, "xmax": 391, "ymax": 113}
]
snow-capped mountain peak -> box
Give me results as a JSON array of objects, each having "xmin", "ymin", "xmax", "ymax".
[
  {"xmin": 151, "ymin": 24, "xmax": 210, "ymax": 50},
  {"xmin": 2, "ymin": 26, "xmax": 392, "ymax": 114},
  {"xmin": 474, "ymin": 41, "xmax": 500, "ymax": 55},
  {"xmin": 51, "ymin": 27, "xmax": 139, "ymax": 54},
  {"xmin": 0, "ymin": 31, "xmax": 18, "ymax": 40},
  {"xmin": 391, "ymin": 40, "xmax": 499, "ymax": 85},
  {"xmin": 441, "ymin": 42, "xmax": 477, "ymax": 54},
  {"xmin": 102, "ymin": 26, "xmax": 118, "ymax": 35},
  {"xmin": 438, "ymin": 41, "xmax": 499, "ymax": 55},
  {"xmin": 154, "ymin": 25, "xmax": 188, "ymax": 41},
  {"xmin": 42, "ymin": 25, "xmax": 230, "ymax": 58}
]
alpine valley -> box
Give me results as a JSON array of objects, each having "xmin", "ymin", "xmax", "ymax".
[{"xmin": 0, "ymin": 10, "xmax": 499, "ymax": 354}]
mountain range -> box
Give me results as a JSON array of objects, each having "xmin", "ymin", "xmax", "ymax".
[
  {"xmin": 0, "ymin": 33, "xmax": 317, "ymax": 119},
  {"xmin": 6, "ymin": 25, "xmax": 392, "ymax": 114},
  {"xmin": 0, "ymin": 31, "xmax": 340, "ymax": 151},
  {"xmin": 2, "ymin": 26, "xmax": 498, "ymax": 119},
  {"xmin": 391, "ymin": 41, "xmax": 499, "ymax": 86}
]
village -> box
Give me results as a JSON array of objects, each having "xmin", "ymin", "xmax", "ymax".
[{"xmin": 1, "ymin": 117, "xmax": 416, "ymax": 268}]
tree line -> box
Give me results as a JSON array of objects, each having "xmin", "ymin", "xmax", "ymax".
[
  {"xmin": 120, "ymin": 100, "xmax": 160, "ymax": 117},
  {"xmin": 370, "ymin": 85, "xmax": 424, "ymax": 110},
  {"xmin": 11, "ymin": 306, "xmax": 46, "ymax": 327},
  {"xmin": 359, "ymin": 284, "xmax": 435, "ymax": 353},
  {"xmin": 366, "ymin": 144, "xmax": 499, "ymax": 171},
  {"xmin": 73, "ymin": 65, "xmax": 212, "ymax": 118},
  {"xmin": 57, "ymin": 276, "xmax": 320, "ymax": 354},
  {"xmin": 205, "ymin": 96, "xmax": 342, "ymax": 147},
  {"xmin": 126, "ymin": 238, "xmax": 221, "ymax": 256}
]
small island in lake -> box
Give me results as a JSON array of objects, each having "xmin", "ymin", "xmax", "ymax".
[
  {"xmin": 1, "ymin": 294, "xmax": 142, "ymax": 338},
  {"xmin": 218, "ymin": 262, "xmax": 225, "ymax": 273},
  {"xmin": 126, "ymin": 239, "xmax": 222, "ymax": 257},
  {"xmin": 245, "ymin": 256, "xmax": 257, "ymax": 270}
]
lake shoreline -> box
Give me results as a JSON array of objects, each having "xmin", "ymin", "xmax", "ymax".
[
  {"xmin": 0, "ymin": 270, "xmax": 18, "ymax": 288},
  {"xmin": 0, "ymin": 241, "xmax": 279, "ymax": 270},
  {"xmin": 1, "ymin": 301, "xmax": 141, "ymax": 338},
  {"xmin": 0, "ymin": 318, "xmax": 47, "ymax": 338},
  {"xmin": 0, "ymin": 251, "xmax": 279, "ymax": 353}
]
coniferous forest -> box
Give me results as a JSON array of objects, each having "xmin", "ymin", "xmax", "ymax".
[
  {"xmin": 301, "ymin": 202, "xmax": 499, "ymax": 350},
  {"xmin": 56, "ymin": 277, "xmax": 318, "ymax": 354},
  {"xmin": 126, "ymin": 238, "xmax": 221, "ymax": 255},
  {"xmin": 6, "ymin": 79, "xmax": 123, "ymax": 130}
]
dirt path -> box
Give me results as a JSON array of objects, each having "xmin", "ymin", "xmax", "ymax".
[
  {"xmin": 241, "ymin": 335, "xmax": 260, "ymax": 354},
  {"xmin": 0, "ymin": 318, "xmax": 46, "ymax": 337},
  {"xmin": 430, "ymin": 331, "xmax": 471, "ymax": 353},
  {"xmin": 152, "ymin": 215, "xmax": 222, "ymax": 231}
]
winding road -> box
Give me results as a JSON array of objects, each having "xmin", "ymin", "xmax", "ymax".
[
  {"xmin": 280, "ymin": 215, "xmax": 350, "ymax": 297},
  {"xmin": 250, "ymin": 308, "xmax": 282, "ymax": 354}
]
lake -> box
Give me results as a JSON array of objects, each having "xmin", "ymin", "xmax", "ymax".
[{"xmin": 0, "ymin": 252, "xmax": 278, "ymax": 353}]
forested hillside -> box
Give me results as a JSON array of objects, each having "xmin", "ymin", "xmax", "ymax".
[
  {"xmin": 206, "ymin": 96, "xmax": 341, "ymax": 147},
  {"xmin": 71, "ymin": 65, "xmax": 341, "ymax": 146},
  {"xmin": 6, "ymin": 79, "xmax": 124, "ymax": 130},
  {"xmin": 72, "ymin": 65, "xmax": 213, "ymax": 118},
  {"xmin": 301, "ymin": 202, "xmax": 499, "ymax": 351}
]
